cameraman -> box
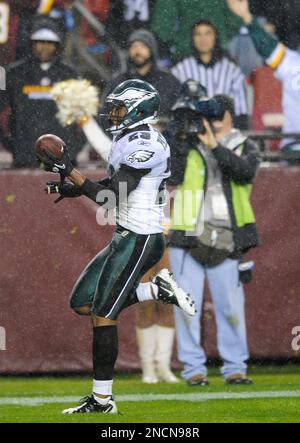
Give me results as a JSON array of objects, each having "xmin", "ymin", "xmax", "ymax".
[{"xmin": 167, "ymin": 86, "xmax": 261, "ymax": 385}]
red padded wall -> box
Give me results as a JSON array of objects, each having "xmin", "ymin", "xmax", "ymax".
[{"xmin": 0, "ymin": 166, "xmax": 299, "ymax": 373}]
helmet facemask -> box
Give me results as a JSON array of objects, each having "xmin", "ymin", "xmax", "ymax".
[
  {"xmin": 106, "ymin": 101, "xmax": 128, "ymax": 134},
  {"xmin": 104, "ymin": 80, "xmax": 160, "ymax": 134}
]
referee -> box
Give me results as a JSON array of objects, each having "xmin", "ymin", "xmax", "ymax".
[{"xmin": 171, "ymin": 19, "xmax": 249, "ymax": 129}]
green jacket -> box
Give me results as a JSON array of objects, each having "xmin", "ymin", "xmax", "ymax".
[
  {"xmin": 169, "ymin": 139, "xmax": 260, "ymax": 253},
  {"xmin": 151, "ymin": 0, "xmax": 242, "ymax": 62}
]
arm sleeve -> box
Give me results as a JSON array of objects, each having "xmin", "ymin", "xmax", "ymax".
[
  {"xmin": 247, "ymin": 18, "xmax": 280, "ymax": 60},
  {"xmin": 247, "ymin": 18, "xmax": 292, "ymax": 81},
  {"xmin": 97, "ymin": 177, "xmax": 110, "ymax": 187},
  {"xmin": 212, "ymin": 139, "xmax": 261, "ymax": 184},
  {"xmin": 166, "ymin": 134, "xmax": 189, "ymax": 186},
  {"xmin": 80, "ymin": 164, "xmax": 151, "ymax": 208},
  {"xmin": 272, "ymin": 48, "xmax": 299, "ymax": 82},
  {"xmin": 168, "ymin": 151, "xmax": 188, "ymax": 185}
]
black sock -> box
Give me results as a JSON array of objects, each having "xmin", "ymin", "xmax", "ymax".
[{"xmin": 93, "ymin": 325, "xmax": 118, "ymax": 380}]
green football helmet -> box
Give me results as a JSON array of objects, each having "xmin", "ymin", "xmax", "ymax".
[{"xmin": 105, "ymin": 79, "xmax": 160, "ymax": 134}]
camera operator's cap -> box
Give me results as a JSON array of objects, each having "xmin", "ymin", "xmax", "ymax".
[
  {"xmin": 180, "ymin": 80, "xmax": 207, "ymax": 99},
  {"xmin": 171, "ymin": 79, "xmax": 208, "ymax": 112},
  {"xmin": 30, "ymin": 28, "xmax": 61, "ymax": 42}
]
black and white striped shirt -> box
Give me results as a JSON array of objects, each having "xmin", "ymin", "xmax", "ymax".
[{"xmin": 171, "ymin": 56, "xmax": 248, "ymax": 116}]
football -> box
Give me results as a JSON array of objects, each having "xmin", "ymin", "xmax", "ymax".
[{"xmin": 35, "ymin": 134, "xmax": 66, "ymax": 159}]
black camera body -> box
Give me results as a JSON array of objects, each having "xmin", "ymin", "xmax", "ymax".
[{"xmin": 170, "ymin": 79, "xmax": 223, "ymax": 136}]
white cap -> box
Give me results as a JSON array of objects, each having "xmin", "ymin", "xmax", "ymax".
[{"xmin": 31, "ymin": 28, "xmax": 60, "ymax": 43}]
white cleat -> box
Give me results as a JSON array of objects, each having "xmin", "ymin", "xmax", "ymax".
[
  {"xmin": 62, "ymin": 395, "xmax": 117, "ymax": 414},
  {"xmin": 153, "ymin": 269, "xmax": 196, "ymax": 316}
]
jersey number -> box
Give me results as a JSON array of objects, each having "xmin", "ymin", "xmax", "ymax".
[{"xmin": 0, "ymin": 3, "xmax": 9, "ymax": 44}]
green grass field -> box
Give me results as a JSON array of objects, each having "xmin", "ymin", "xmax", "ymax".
[{"xmin": 0, "ymin": 364, "xmax": 300, "ymax": 423}]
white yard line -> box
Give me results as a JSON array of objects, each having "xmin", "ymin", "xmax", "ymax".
[{"xmin": 0, "ymin": 391, "xmax": 300, "ymax": 406}]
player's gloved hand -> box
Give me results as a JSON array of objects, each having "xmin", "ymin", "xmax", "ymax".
[
  {"xmin": 37, "ymin": 147, "xmax": 74, "ymax": 177},
  {"xmin": 45, "ymin": 181, "xmax": 82, "ymax": 203}
]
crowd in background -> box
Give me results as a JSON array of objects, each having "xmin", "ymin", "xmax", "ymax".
[{"xmin": 1, "ymin": 0, "xmax": 300, "ymax": 166}]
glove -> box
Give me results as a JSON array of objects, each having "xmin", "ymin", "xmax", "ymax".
[
  {"xmin": 37, "ymin": 147, "xmax": 74, "ymax": 177},
  {"xmin": 45, "ymin": 180, "xmax": 82, "ymax": 203}
]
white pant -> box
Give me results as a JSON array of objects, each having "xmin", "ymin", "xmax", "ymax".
[{"xmin": 169, "ymin": 247, "xmax": 249, "ymax": 380}]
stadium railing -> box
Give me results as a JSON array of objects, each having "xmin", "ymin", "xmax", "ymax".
[{"xmin": 71, "ymin": 0, "xmax": 126, "ymax": 83}]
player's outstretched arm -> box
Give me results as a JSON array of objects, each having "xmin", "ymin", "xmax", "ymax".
[
  {"xmin": 228, "ymin": 0, "xmax": 284, "ymax": 68},
  {"xmin": 60, "ymin": 168, "xmax": 112, "ymax": 206},
  {"xmin": 36, "ymin": 137, "xmax": 115, "ymax": 205},
  {"xmin": 38, "ymin": 144, "xmax": 150, "ymax": 207}
]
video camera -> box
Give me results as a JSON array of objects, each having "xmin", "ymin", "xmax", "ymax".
[{"xmin": 170, "ymin": 80, "xmax": 223, "ymax": 136}]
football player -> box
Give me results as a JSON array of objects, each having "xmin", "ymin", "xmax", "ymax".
[{"xmin": 38, "ymin": 79, "xmax": 195, "ymax": 414}]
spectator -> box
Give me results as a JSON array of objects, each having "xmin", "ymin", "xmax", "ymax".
[
  {"xmin": 0, "ymin": 1, "xmax": 40, "ymax": 66},
  {"xmin": 0, "ymin": 16, "xmax": 85, "ymax": 168},
  {"xmin": 106, "ymin": 0, "xmax": 156, "ymax": 50},
  {"xmin": 101, "ymin": 28, "xmax": 180, "ymax": 120},
  {"xmin": 135, "ymin": 252, "xmax": 180, "ymax": 384},
  {"xmin": 79, "ymin": 0, "xmax": 110, "ymax": 73},
  {"xmin": 168, "ymin": 86, "xmax": 260, "ymax": 385},
  {"xmin": 80, "ymin": 0, "xmax": 109, "ymax": 48},
  {"xmin": 51, "ymin": 1, "xmax": 77, "ymax": 59},
  {"xmin": 0, "ymin": 1, "xmax": 36, "ymax": 153},
  {"xmin": 14, "ymin": 1, "xmax": 73, "ymax": 61},
  {"xmin": 250, "ymin": 0, "xmax": 300, "ymax": 49},
  {"xmin": 151, "ymin": 0, "xmax": 242, "ymax": 64},
  {"xmin": 41, "ymin": 0, "xmax": 75, "ymax": 37},
  {"xmin": 0, "ymin": 0, "xmax": 18, "ymax": 66},
  {"xmin": 171, "ymin": 20, "xmax": 249, "ymax": 130},
  {"xmin": 227, "ymin": 0, "xmax": 300, "ymax": 150},
  {"xmin": 228, "ymin": 17, "xmax": 279, "ymax": 77}
]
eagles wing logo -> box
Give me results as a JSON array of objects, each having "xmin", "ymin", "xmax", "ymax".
[{"xmin": 126, "ymin": 150, "xmax": 154, "ymax": 163}]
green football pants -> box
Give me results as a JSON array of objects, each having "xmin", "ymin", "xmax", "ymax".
[{"xmin": 70, "ymin": 225, "xmax": 165, "ymax": 320}]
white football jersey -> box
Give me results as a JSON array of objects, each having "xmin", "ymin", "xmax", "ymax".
[
  {"xmin": 266, "ymin": 45, "xmax": 300, "ymax": 138},
  {"xmin": 274, "ymin": 48, "xmax": 300, "ymax": 135},
  {"xmin": 108, "ymin": 125, "xmax": 170, "ymax": 234}
]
